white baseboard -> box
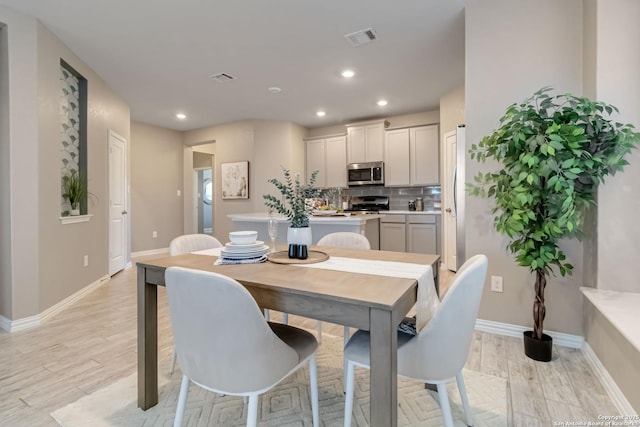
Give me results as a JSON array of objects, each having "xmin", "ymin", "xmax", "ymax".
[
  {"xmin": 0, "ymin": 275, "xmax": 110, "ymax": 333},
  {"xmin": 583, "ymin": 342, "xmax": 637, "ymax": 415},
  {"xmin": 131, "ymin": 247, "xmax": 169, "ymax": 258},
  {"xmin": 475, "ymin": 318, "xmax": 584, "ymax": 349}
]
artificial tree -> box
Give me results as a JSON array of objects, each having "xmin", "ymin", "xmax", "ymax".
[{"xmin": 468, "ymin": 87, "xmax": 638, "ymax": 360}]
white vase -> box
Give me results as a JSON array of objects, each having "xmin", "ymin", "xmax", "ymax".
[
  {"xmin": 287, "ymin": 227, "xmax": 312, "ymax": 247},
  {"xmin": 70, "ymin": 209, "xmax": 80, "ymax": 216}
]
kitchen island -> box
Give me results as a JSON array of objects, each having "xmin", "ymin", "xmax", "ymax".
[{"xmin": 229, "ymin": 212, "xmax": 382, "ymax": 249}]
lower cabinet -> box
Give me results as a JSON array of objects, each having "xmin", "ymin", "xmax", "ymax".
[
  {"xmin": 380, "ymin": 214, "xmax": 440, "ymax": 254},
  {"xmin": 380, "ymin": 216, "xmax": 406, "ymax": 252}
]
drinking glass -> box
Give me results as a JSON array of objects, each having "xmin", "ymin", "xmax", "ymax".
[{"xmin": 267, "ymin": 218, "xmax": 278, "ymax": 253}]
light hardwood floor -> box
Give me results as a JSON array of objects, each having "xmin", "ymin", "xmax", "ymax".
[{"xmin": 0, "ymin": 256, "xmax": 619, "ymax": 426}]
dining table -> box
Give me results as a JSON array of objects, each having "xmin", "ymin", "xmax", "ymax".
[{"xmin": 136, "ymin": 245, "xmax": 440, "ymax": 427}]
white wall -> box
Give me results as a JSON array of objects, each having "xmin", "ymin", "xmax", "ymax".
[{"xmin": 466, "ymin": 0, "xmax": 586, "ymax": 335}]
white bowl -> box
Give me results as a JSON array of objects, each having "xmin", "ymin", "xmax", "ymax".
[{"xmin": 229, "ymin": 230, "xmax": 258, "ymax": 245}]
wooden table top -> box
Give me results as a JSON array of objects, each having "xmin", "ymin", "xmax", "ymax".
[{"xmin": 137, "ymin": 246, "xmax": 439, "ymax": 311}]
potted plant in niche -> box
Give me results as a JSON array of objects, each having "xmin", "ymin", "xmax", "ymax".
[
  {"xmin": 62, "ymin": 169, "xmax": 88, "ymax": 216},
  {"xmin": 468, "ymin": 87, "xmax": 639, "ymax": 361},
  {"xmin": 263, "ymin": 168, "xmax": 320, "ymax": 246}
]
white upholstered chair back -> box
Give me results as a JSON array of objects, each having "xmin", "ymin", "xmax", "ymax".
[
  {"xmin": 397, "ymin": 254, "xmax": 488, "ymax": 381},
  {"xmin": 165, "ymin": 267, "xmax": 300, "ymax": 394},
  {"xmin": 317, "ymin": 232, "xmax": 370, "ymax": 250},
  {"xmin": 169, "ymin": 234, "xmax": 222, "ymax": 256}
]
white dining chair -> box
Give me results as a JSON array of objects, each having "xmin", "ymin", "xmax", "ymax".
[
  {"xmin": 165, "ymin": 267, "xmax": 320, "ymax": 427},
  {"xmin": 168, "ymin": 233, "xmax": 223, "ymax": 374},
  {"xmin": 169, "ymin": 233, "xmax": 223, "ymax": 256},
  {"xmin": 343, "ymin": 254, "xmax": 488, "ymax": 427},
  {"xmin": 316, "ymin": 232, "xmax": 371, "ymax": 356}
]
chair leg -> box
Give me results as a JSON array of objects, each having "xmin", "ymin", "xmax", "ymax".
[
  {"xmin": 436, "ymin": 382, "xmax": 454, "ymax": 427},
  {"xmin": 174, "ymin": 375, "xmax": 190, "ymax": 427},
  {"xmin": 316, "ymin": 321, "xmax": 322, "ymax": 344},
  {"xmin": 456, "ymin": 372, "xmax": 474, "ymax": 426},
  {"xmin": 169, "ymin": 349, "xmax": 177, "ymax": 375},
  {"xmin": 343, "ymin": 360, "xmax": 356, "ymax": 427},
  {"xmin": 247, "ymin": 394, "xmax": 259, "ymax": 427},
  {"xmin": 342, "ymin": 326, "xmax": 350, "ymax": 393},
  {"xmin": 309, "ymin": 354, "xmax": 319, "ymax": 427},
  {"xmin": 263, "ymin": 308, "xmax": 270, "ymax": 321},
  {"xmin": 282, "ymin": 312, "xmax": 288, "ymax": 324}
]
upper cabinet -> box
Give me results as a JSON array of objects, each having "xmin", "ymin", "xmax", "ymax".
[
  {"xmin": 346, "ymin": 120, "xmax": 389, "ymax": 164},
  {"xmin": 305, "ymin": 135, "xmax": 347, "ymax": 188},
  {"xmin": 384, "ymin": 124, "xmax": 439, "ymax": 186}
]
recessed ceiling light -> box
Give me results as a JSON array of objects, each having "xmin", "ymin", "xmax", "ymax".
[
  {"xmin": 377, "ymin": 100, "xmax": 388, "ymax": 107},
  {"xmin": 316, "ymin": 111, "xmax": 326, "ymax": 117},
  {"xmin": 341, "ymin": 69, "xmax": 355, "ymax": 78},
  {"xmin": 268, "ymin": 86, "xmax": 282, "ymax": 94},
  {"xmin": 176, "ymin": 113, "xmax": 186, "ymax": 119}
]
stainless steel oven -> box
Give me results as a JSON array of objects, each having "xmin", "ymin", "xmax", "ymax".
[{"xmin": 347, "ymin": 161, "xmax": 384, "ymax": 186}]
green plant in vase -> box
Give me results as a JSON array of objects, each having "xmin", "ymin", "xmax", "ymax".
[
  {"xmin": 468, "ymin": 87, "xmax": 638, "ymax": 361},
  {"xmin": 62, "ymin": 169, "xmax": 88, "ymax": 215}
]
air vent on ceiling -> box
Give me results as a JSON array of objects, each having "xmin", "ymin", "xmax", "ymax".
[
  {"xmin": 208, "ymin": 72, "xmax": 237, "ymax": 83},
  {"xmin": 344, "ymin": 28, "xmax": 377, "ymax": 47}
]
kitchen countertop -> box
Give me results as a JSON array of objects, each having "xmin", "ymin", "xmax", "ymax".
[
  {"xmin": 228, "ymin": 212, "xmax": 384, "ymax": 224},
  {"xmin": 383, "ymin": 210, "xmax": 441, "ymax": 215}
]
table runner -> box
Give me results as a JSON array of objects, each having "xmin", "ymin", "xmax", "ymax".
[{"xmin": 296, "ymin": 256, "xmax": 439, "ymax": 332}]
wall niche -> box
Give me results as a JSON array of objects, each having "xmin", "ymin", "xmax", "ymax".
[{"xmin": 59, "ymin": 59, "xmax": 88, "ymax": 216}]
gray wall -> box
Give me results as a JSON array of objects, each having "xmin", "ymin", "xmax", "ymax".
[
  {"xmin": 181, "ymin": 120, "xmax": 306, "ymax": 245},
  {"xmin": 0, "ymin": 6, "xmax": 130, "ymax": 321},
  {"xmin": 593, "ymin": 0, "xmax": 640, "ymax": 294},
  {"xmin": 585, "ymin": 0, "xmax": 640, "ymax": 413},
  {"xmin": 466, "ymin": 0, "xmax": 586, "ymax": 336},
  {"xmin": 0, "ymin": 23, "xmax": 11, "ymax": 319},
  {"xmin": 1, "ymin": 7, "xmax": 40, "ymax": 320},
  {"xmin": 37, "ymin": 22, "xmax": 131, "ymax": 312},
  {"xmin": 131, "ymin": 121, "xmax": 184, "ymax": 252}
]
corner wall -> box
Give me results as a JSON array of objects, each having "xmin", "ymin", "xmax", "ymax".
[
  {"xmin": 131, "ymin": 121, "xmax": 184, "ymax": 252},
  {"xmin": 0, "ymin": 23, "xmax": 11, "ymax": 319},
  {"xmin": 465, "ymin": 0, "xmax": 586, "ymax": 336}
]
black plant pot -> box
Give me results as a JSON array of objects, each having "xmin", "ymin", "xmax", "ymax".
[{"xmin": 523, "ymin": 331, "xmax": 553, "ymax": 362}]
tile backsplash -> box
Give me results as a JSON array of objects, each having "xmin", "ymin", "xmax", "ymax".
[{"xmin": 320, "ymin": 186, "xmax": 441, "ymax": 210}]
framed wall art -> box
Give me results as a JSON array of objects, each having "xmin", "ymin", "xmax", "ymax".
[{"xmin": 221, "ymin": 161, "xmax": 249, "ymax": 199}]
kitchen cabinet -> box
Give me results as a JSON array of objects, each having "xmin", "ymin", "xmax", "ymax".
[
  {"xmin": 380, "ymin": 215, "xmax": 406, "ymax": 252},
  {"xmin": 407, "ymin": 215, "xmax": 438, "ymax": 254},
  {"xmin": 384, "ymin": 125, "xmax": 439, "ymax": 186},
  {"xmin": 346, "ymin": 120, "xmax": 388, "ymax": 164},
  {"xmin": 305, "ymin": 135, "xmax": 347, "ymax": 188},
  {"xmin": 380, "ymin": 213, "xmax": 440, "ymax": 254}
]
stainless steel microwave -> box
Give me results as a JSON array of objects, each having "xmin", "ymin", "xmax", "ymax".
[{"xmin": 347, "ymin": 161, "xmax": 384, "ymax": 186}]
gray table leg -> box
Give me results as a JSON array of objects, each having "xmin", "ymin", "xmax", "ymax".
[
  {"xmin": 369, "ymin": 307, "xmax": 397, "ymax": 427},
  {"xmin": 137, "ymin": 266, "xmax": 158, "ymax": 409}
]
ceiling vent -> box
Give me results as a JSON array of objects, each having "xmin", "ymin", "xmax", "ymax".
[
  {"xmin": 208, "ymin": 72, "xmax": 237, "ymax": 83},
  {"xmin": 344, "ymin": 28, "xmax": 377, "ymax": 47}
]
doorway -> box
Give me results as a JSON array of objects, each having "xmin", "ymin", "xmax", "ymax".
[
  {"xmin": 443, "ymin": 129, "xmax": 457, "ymax": 272},
  {"xmin": 195, "ymin": 168, "xmax": 213, "ymax": 234}
]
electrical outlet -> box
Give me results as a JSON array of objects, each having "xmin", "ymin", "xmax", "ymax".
[
  {"xmin": 177, "ymin": 190, "xmax": 181, "ymax": 197},
  {"xmin": 491, "ymin": 275, "xmax": 503, "ymax": 292},
  {"xmin": 83, "ymin": 255, "xmax": 89, "ymax": 267},
  {"xmin": 152, "ymin": 231, "xmax": 158, "ymax": 238}
]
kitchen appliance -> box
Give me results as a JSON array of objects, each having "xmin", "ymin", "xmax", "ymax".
[
  {"xmin": 347, "ymin": 196, "xmax": 389, "ymax": 213},
  {"xmin": 408, "ymin": 200, "xmax": 416, "ymax": 211},
  {"xmin": 415, "ymin": 197, "xmax": 424, "ymax": 211},
  {"xmin": 347, "ymin": 161, "xmax": 384, "ymax": 186}
]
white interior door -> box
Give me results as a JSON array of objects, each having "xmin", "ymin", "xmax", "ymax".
[
  {"xmin": 109, "ymin": 130, "xmax": 127, "ymax": 275},
  {"xmin": 443, "ymin": 130, "xmax": 457, "ymax": 271}
]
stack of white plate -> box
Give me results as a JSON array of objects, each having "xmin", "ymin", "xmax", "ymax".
[{"xmin": 219, "ymin": 240, "xmax": 270, "ymax": 261}]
